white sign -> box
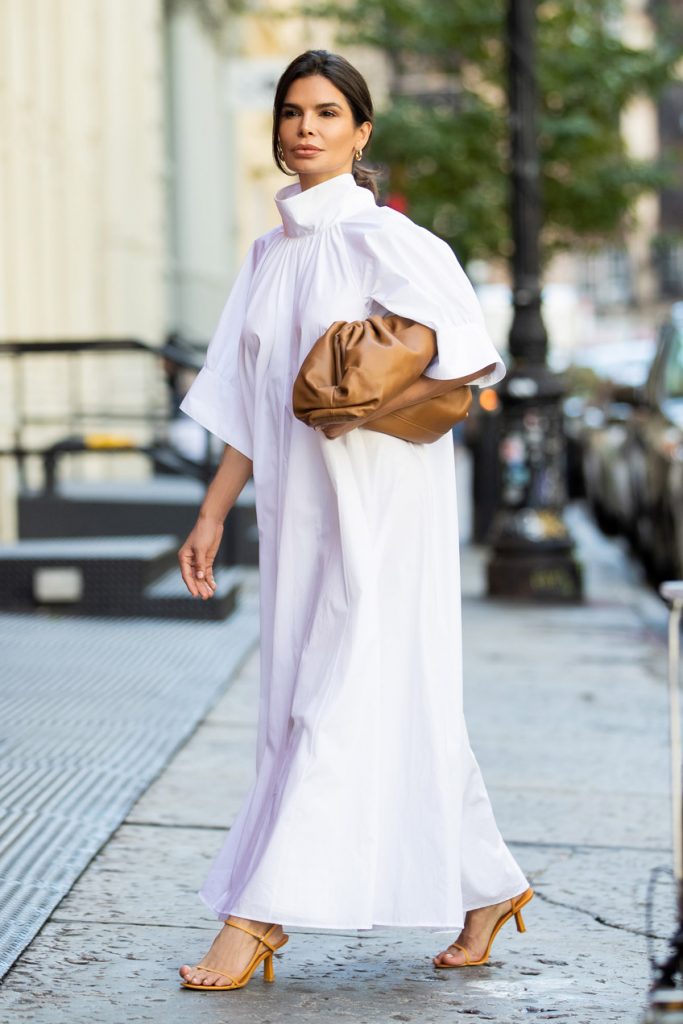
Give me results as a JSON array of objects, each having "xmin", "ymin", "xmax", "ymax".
[{"xmin": 33, "ymin": 567, "xmax": 84, "ymax": 603}]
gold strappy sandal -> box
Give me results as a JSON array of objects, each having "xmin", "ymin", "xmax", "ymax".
[
  {"xmin": 180, "ymin": 917, "xmax": 289, "ymax": 991},
  {"xmin": 434, "ymin": 886, "xmax": 534, "ymax": 968}
]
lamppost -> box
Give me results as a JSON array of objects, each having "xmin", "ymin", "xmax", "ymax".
[{"xmin": 486, "ymin": 0, "xmax": 583, "ymax": 602}]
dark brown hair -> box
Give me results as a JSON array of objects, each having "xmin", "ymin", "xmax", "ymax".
[{"xmin": 272, "ymin": 49, "xmax": 380, "ymax": 199}]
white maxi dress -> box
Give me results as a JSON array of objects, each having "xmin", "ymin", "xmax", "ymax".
[{"xmin": 180, "ymin": 172, "xmax": 529, "ymax": 929}]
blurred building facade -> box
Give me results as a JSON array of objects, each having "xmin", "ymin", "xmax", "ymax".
[
  {"xmin": 573, "ymin": 0, "xmax": 683, "ymax": 317},
  {"xmin": 0, "ymin": 0, "xmax": 678, "ymax": 539},
  {"xmin": 1, "ymin": 0, "xmax": 166, "ymax": 341},
  {"xmin": 1, "ymin": 0, "xmax": 168, "ymax": 539},
  {"xmin": 0, "ymin": 0, "xmax": 381, "ymax": 540}
]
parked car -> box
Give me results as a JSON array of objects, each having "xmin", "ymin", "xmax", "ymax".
[
  {"xmin": 626, "ymin": 304, "xmax": 683, "ymax": 581},
  {"xmin": 569, "ymin": 338, "xmax": 656, "ymax": 532}
]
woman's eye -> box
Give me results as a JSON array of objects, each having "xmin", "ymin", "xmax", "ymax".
[
  {"xmin": 282, "ymin": 110, "xmax": 297, "ymax": 118},
  {"xmin": 321, "ymin": 110, "xmax": 336, "ymax": 117}
]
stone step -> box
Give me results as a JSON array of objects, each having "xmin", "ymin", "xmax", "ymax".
[
  {"xmin": 0, "ymin": 535, "xmax": 243, "ymax": 620},
  {"xmin": 18, "ymin": 477, "xmax": 259, "ymax": 567},
  {"xmin": 141, "ymin": 565, "xmax": 242, "ymax": 620}
]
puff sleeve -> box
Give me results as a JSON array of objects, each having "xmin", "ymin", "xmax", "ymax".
[
  {"xmin": 357, "ymin": 210, "xmax": 505, "ymax": 387},
  {"xmin": 179, "ymin": 241, "xmax": 260, "ymax": 460}
]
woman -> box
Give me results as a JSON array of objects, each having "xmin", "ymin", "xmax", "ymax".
[{"xmin": 177, "ymin": 49, "xmax": 532, "ymax": 992}]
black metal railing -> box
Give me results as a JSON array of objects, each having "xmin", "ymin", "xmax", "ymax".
[{"xmin": 0, "ymin": 335, "xmax": 217, "ymax": 491}]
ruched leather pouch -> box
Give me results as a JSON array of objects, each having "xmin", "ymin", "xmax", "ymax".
[{"xmin": 292, "ymin": 314, "xmax": 472, "ymax": 443}]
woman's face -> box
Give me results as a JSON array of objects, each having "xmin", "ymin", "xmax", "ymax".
[{"xmin": 278, "ymin": 74, "xmax": 372, "ymax": 190}]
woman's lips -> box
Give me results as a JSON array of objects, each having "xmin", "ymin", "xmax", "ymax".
[{"xmin": 293, "ymin": 147, "xmax": 322, "ymax": 156}]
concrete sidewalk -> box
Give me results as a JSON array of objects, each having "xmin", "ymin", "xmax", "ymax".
[{"xmin": 0, "ymin": 505, "xmax": 676, "ymax": 1023}]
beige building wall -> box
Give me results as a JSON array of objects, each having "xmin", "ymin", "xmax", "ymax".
[
  {"xmin": 165, "ymin": 4, "xmax": 241, "ymax": 338},
  {"xmin": 0, "ymin": 0, "xmax": 168, "ymax": 540},
  {"xmin": 0, "ymin": 0, "xmax": 166, "ymax": 339}
]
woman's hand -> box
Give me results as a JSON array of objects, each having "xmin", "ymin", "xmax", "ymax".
[
  {"xmin": 315, "ymin": 422, "xmax": 358, "ymax": 439},
  {"xmin": 178, "ymin": 516, "xmax": 223, "ymax": 599},
  {"xmin": 312, "ymin": 363, "xmax": 497, "ymax": 440}
]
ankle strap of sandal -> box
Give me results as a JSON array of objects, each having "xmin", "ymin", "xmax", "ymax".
[{"xmin": 224, "ymin": 917, "xmax": 278, "ymax": 951}]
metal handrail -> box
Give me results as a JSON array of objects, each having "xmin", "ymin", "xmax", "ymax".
[
  {"xmin": 0, "ymin": 334, "xmax": 213, "ymax": 490},
  {"xmin": 0, "ymin": 338, "xmax": 153, "ymax": 355},
  {"xmin": 0, "ymin": 335, "xmax": 205, "ymax": 370}
]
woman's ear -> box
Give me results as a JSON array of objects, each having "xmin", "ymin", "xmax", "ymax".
[{"xmin": 358, "ymin": 121, "xmax": 372, "ymax": 150}]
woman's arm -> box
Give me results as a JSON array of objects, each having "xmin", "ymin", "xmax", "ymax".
[
  {"xmin": 197, "ymin": 444, "xmax": 253, "ymax": 522},
  {"xmin": 320, "ymin": 362, "xmax": 496, "ymax": 439},
  {"xmin": 178, "ymin": 444, "xmax": 253, "ymax": 599}
]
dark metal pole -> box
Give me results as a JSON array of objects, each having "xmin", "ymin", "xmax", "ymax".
[{"xmin": 486, "ymin": 0, "xmax": 583, "ymax": 602}]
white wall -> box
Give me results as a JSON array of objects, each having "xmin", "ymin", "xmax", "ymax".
[{"xmin": 0, "ymin": 0, "xmax": 167, "ymax": 539}]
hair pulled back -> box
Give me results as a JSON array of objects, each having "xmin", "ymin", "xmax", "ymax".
[{"xmin": 272, "ymin": 49, "xmax": 379, "ymax": 199}]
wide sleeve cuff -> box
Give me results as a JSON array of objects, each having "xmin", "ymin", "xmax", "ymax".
[
  {"xmin": 356, "ymin": 213, "xmax": 506, "ymax": 390},
  {"xmin": 179, "ymin": 364, "xmax": 253, "ymax": 461},
  {"xmin": 421, "ymin": 321, "xmax": 506, "ymax": 387}
]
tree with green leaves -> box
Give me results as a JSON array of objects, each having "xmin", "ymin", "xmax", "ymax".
[{"xmin": 302, "ymin": 0, "xmax": 681, "ymax": 267}]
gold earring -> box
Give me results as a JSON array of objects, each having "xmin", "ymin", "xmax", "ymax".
[
  {"xmin": 277, "ymin": 139, "xmax": 284, "ymax": 161},
  {"xmin": 355, "ymin": 149, "xmax": 363, "ymax": 161}
]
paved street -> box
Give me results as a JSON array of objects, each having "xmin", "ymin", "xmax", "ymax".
[
  {"xmin": 0, "ymin": 501, "xmax": 676, "ymax": 1023},
  {"xmin": 0, "ymin": 589, "xmax": 260, "ymax": 980}
]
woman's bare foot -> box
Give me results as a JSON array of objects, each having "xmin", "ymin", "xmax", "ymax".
[
  {"xmin": 178, "ymin": 916, "xmax": 286, "ymax": 986},
  {"xmin": 433, "ymin": 898, "xmax": 514, "ymax": 967}
]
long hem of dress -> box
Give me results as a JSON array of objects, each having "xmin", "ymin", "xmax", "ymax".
[{"xmin": 197, "ymin": 881, "xmax": 531, "ymax": 932}]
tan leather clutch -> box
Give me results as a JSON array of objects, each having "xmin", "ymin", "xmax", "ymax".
[{"xmin": 292, "ymin": 314, "xmax": 472, "ymax": 443}]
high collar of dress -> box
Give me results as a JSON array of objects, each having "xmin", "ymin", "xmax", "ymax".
[{"xmin": 275, "ymin": 172, "xmax": 375, "ymax": 238}]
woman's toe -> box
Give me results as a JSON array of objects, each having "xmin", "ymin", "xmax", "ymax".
[
  {"xmin": 180, "ymin": 964, "xmax": 205, "ymax": 984},
  {"xmin": 439, "ymin": 949, "xmax": 463, "ymax": 965}
]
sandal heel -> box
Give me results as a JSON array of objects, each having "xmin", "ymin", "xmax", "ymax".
[
  {"xmin": 263, "ymin": 953, "xmax": 275, "ymax": 982},
  {"xmin": 514, "ymin": 909, "xmax": 526, "ymax": 933}
]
